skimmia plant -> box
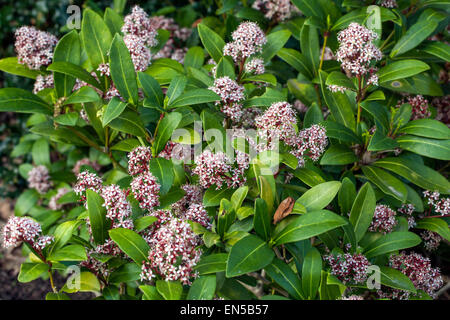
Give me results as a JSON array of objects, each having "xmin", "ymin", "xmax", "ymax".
[{"xmin": 0, "ymin": 0, "xmax": 449, "ymax": 300}]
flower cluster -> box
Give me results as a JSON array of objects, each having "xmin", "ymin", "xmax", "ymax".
[
  {"xmin": 255, "ymin": 101, "xmax": 298, "ymax": 144},
  {"xmin": 252, "ymin": 0, "xmax": 299, "ymax": 22},
  {"xmin": 380, "ymin": 0, "xmax": 397, "ymax": 8},
  {"xmin": 398, "ymin": 203, "xmax": 416, "ymax": 229},
  {"xmin": 245, "ymin": 57, "xmax": 265, "ymax": 75},
  {"xmin": 72, "ymin": 158, "xmax": 101, "ymax": 175},
  {"xmin": 336, "ymin": 23, "xmax": 382, "ymax": 78},
  {"xmin": 14, "ymin": 26, "xmax": 58, "ymax": 70},
  {"xmin": 421, "ymin": 230, "xmax": 442, "ymax": 252},
  {"xmin": 432, "ymin": 95, "xmax": 450, "ymax": 127},
  {"xmin": 33, "ymin": 74, "xmax": 54, "ymax": 94},
  {"xmin": 73, "ymin": 171, "xmax": 103, "ymax": 201},
  {"xmin": 127, "ymin": 146, "xmax": 152, "ymax": 176},
  {"xmin": 2, "ymin": 216, "xmax": 53, "ymax": 251},
  {"xmin": 423, "ymin": 190, "xmax": 450, "ymax": 216},
  {"xmin": 369, "ymin": 204, "xmax": 398, "ymax": 234},
  {"xmin": 223, "ymin": 22, "xmax": 267, "ymax": 63},
  {"xmin": 181, "ymin": 203, "xmax": 212, "ymax": 230},
  {"xmin": 341, "ymin": 295, "xmax": 364, "ymax": 300},
  {"xmin": 171, "ymin": 184, "xmax": 203, "ymax": 214},
  {"xmin": 324, "ymin": 252, "xmax": 370, "ymax": 284},
  {"xmin": 397, "ymin": 95, "xmax": 431, "ymax": 120},
  {"xmin": 48, "ymin": 187, "xmax": 70, "ymax": 211},
  {"xmin": 130, "ymin": 172, "xmax": 161, "ymax": 211},
  {"xmin": 209, "ymin": 76, "xmax": 246, "ymax": 123},
  {"xmin": 121, "ymin": 6, "xmax": 158, "ymax": 71},
  {"xmin": 193, "ymin": 150, "xmax": 248, "ymax": 190},
  {"xmin": 158, "ymin": 141, "xmax": 190, "ymax": 162},
  {"xmin": 378, "ymin": 252, "xmax": 443, "ymax": 299},
  {"xmin": 101, "ymin": 184, "xmax": 132, "ymax": 221},
  {"xmin": 140, "ymin": 218, "xmax": 202, "ymax": 285},
  {"xmin": 27, "ymin": 165, "xmax": 53, "ymax": 194},
  {"xmin": 151, "ymin": 16, "xmax": 192, "ymax": 64}
]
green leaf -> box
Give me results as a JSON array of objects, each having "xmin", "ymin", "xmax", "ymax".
[
  {"xmin": 110, "ymin": 34, "xmax": 139, "ymax": 105},
  {"xmin": 0, "ymin": 88, "xmax": 52, "ymax": 115},
  {"xmin": 86, "ymin": 189, "xmax": 109, "ymax": 245},
  {"xmin": 361, "ymin": 166, "xmax": 408, "ymax": 202},
  {"xmin": 378, "ymin": 60, "xmax": 430, "ymax": 84},
  {"xmin": 32, "ymin": 138, "xmax": 50, "ymax": 166},
  {"xmin": 53, "ymin": 30, "xmax": 81, "ymax": 98},
  {"xmin": 398, "ymin": 119, "xmax": 450, "ymax": 140},
  {"xmin": 109, "ymin": 263, "xmax": 141, "ymax": 283},
  {"xmin": 81, "ymin": 9, "xmax": 113, "ymax": 67},
  {"xmin": 349, "ymin": 183, "xmax": 376, "ymax": 243},
  {"xmin": 302, "ymin": 247, "xmax": 322, "ymax": 300},
  {"xmin": 338, "ymin": 177, "xmax": 356, "ymax": 215},
  {"xmin": 140, "ymin": 285, "xmax": 164, "ymax": 300},
  {"xmin": 149, "ymin": 157, "xmax": 174, "ymax": 195},
  {"xmin": 396, "ymin": 135, "xmax": 450, "ymax": 161},
  {"xmin": 63, "ymin": 272, "xmax": 101, "ymax": 293},
  {"xmin": 378, "ymin": 266, "xmax": 417, "ymax": 293},
  {"xmin": 293, "ymin": 168, "xmax": 325, "ymax": 187},
  {"xmin": 297, "ymin": 181, "xmax": 341, "ymax": 212},
  {"xmin": 415, "ymin": 218, "xmax": 450, "ymax": 242},
  {"xmin": 109, "ymin": 228, "xmax": 150, "ymax": 265},
  {"xmin": 109, "ymin": 110, "xmax": 146, "ymax": 137},
  {"xmin": 14, "ymin": 189, "xmax": 39, "ymax": 216},
  {"xmin": 300, "ymin": 24, "xmax": 319, "ymax": 76},
  {"xmin": 303, "ymin": 103, "xmax": 324, "ymax": 128},
  {"xmin": 373, "ymin": 157, "xmax": 450, "ymax": 194},
  {"xmin": 277, "ymin": 48, "xmax": 313, "ymax": 79},
  {"xmin": 226, "ymin": 234, "xmax": 275, "ymax": 277},
  {"xmin": 253, "ymin": 198, "xmax": 271, "ymax": 241},
  {"xmin": 102, "ymin": 97, "xmax": 127, "ymax": 127},
  {"xmin": 265, "ymin": 258, "xmax": 304, "ymax": 300},
  {"xmin": 231, "ymin": 186, "xmax": 248, "ymax": 212},
  {"xmin": 215, "ymin": 56, "xmax": 235, "ymax": 79},
  {"xmin": 169, "ymin": 89, "xmax": 220, "ymax": 108},
  {"xmin": 18, "ymin": 263, "xmax": 48, "ymax": 282},
  {"xmin": 321, "ymin": 120, "xmax": 361, "ymax": 145},
  {"xmin": 51, "ymin": 220, "xmax": 82, "ymax": 251},
  {"xmin": 138, "ymin": 72, "xmax": 164, "ymax": 107},
  {"xmin": 364, "ymin": 232, "xmax": 421, "ymax": 258},
  {"xmin": 390, "ymin": 20, "xmax": 438, "ymax": 57},
  {"xmin": 380, "ymin": 73, "xmax": 442, "ymax": 96},
  {"xmin": 166, "ymin": 75, "xmax": 187, "ymax": 106},
  {"xmin": 203, "ymin": 186, "xmax": 234, "ymax": 207},
  {"xmin": 320, "ymin": 144, "xmax": 357, "ymax": 165},
  {"xmin": 325, "ymin": 71, "xmax": 355, "ymax": 91},
  {"xmin": 184, "ymin": 46, "xmax": 205, "ymax": 69},
  {"xmin": 48, "ymin": 244, "xmax": 87, "ymax": 262},
  {"xmin": 134, "ymin": 216, "xmax": 158, "ymax": 232},
  {"xmin": 198, "ymin": 24, "xmax": 225, "ymax": 63},
  {"xmin": 259, "ymin": 175, "xmax": 274, "ymax": 214},
  {"xmin": 64, "ymin": 86, "xmax": 100, "ymax": 105},
  {"xmin": 194, "ymin": 253, "xmax": 228, "ymax": 275},
  {"xmin": 262, "ymin": 29, "xmax": 291, "ymax": 62},
  {"xmin": 111, "ymin": 138, "xmax": 141, "ymax": 152},
  {"xmin": 422, "ymin": 42, "xmax": 450, "ymax": 61},
  {"xmin": 153, "ymin": 112, "xmax": 182, "ymax": 154},
  {"xmin": 272, "ymin": 210, "xmax": 347, "ymax": 245},
  {"xmin": 319, "ymin": 71, "xmax": 355, "ymax": 131},
  {"xmin": 0, "ymin": 57, "xmax": 41, "ymax": 79},
  {"xmin": 104, "ymin": 7, "xmax": 124, "ymax": 36},
  {"xmin": 187, "ymin": 275, "xmax": 216, "ymax": 300},
  {"xmin": 156, "ymin": 280, "xmax": 183, "ymax": 300},
  {"xmin": 47, "ymin": 61, "xmax": 102, "ymax": 90}
]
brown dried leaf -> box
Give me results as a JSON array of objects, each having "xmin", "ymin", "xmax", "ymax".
[{"xmin": 273, "ymin": 197, "xmax": 295, "ymax": 224}]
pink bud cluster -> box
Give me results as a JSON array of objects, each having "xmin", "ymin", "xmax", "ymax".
[
  {"xmin": 245, "ymin": 58, "xmax": 265, "ymax": 75},
  {"xmin": 324, "ymin": 252, "xmax": 370, "ymax": 284},
  {"xmin": 182, "ymin": 203, "xmax": 212, "ymax": 230},
  {"xmin": 171, "ymin": 184, "xmax": 203, "ymax": 214},
  {"xmin": 33, "ymin": 74, "xmax": 54, "ymax": 94},
  {"xmin": 140, "ymin": 218, "xmax": 202, "ymax": 285},
  {"xmin": 398, "ymin": 203, "xmax": 416, "ymax": 229},
  {"xmin": 252, "ymin": 0, "xmax": 299, "ymax": 22},
  {"xmin": 101, "ymin": 184, "xmax": 132, "ymax": 221},
  {"xmin": 27, "ymin": 165, "xmax": 53, "ymax": 194},
  {"xmin": 421, "ymin": 230, "xmax": 442, "ymax": 252},
  {"xmin": 432, "ymin": 95, "xmax": 449, "ymax": 127},
  {"xmin": 193, "ymin": 149, "xmax": 249, "ymax": 190},
  {"xmin": 423, "ymin": 190, "xmax": 450, "ymax": 216},
  {"xmin": 2, "ymin": 216, "xmax": 53, "ymax": 251},
  {"xmin": 397, "ymin": 95, "xmax": 431, "ymax": 120},
  {"xmin": 369, "ymin": 204, "xmax": 398, "ymax": 234},
  {"xmin": 223, "ymin": 22, "xmax": 267, "ymax": 63},
  {"xmin": 14, "ymin": 26, "xmax": 58, "ymax": 70},
  {"xmin": 127, "ymin": 146, "xmax": 152, "ymax": 176},
  {"xmin": 48, "ymin": 187, "xmax": 70, "ymax": 211},
  {"xmin": 73, "ymin": 171, "xmax": 103, "ymax": 201},
  {"xmin": 341, "ymin": 295, "xmax": 364, "ymax": 300},
  {"xmin": 158, "ymin": 141, "xmax": 190, "ymax": 162},
  {"xmin": 151, "ymin": 16, "xmax": 192, "ymax": 64},
  {"xmin": 336, "ymin": 23, "xmax": 382, "ymax": 77},
  {"xmin": 121, "ymin": 6, "xmax": 158, "ymax": 71},
  {"xmin": 209, "ymin": 76, "xmax": 246, "ymax": 123},
  {"xmin": 378, "ymin": 252, "xmax": 443, "ymax": 299},
  {"xmin": 380, "ymin": 0, "xmax": 398, "ymax": 8},
  {"xmin": 72, "ymin": 158, "xmax": 101, "ymax": 175}
]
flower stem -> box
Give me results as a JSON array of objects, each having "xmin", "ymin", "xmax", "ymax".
[{"xmin": 319, "ymin": 32, "xmax": 329, "ymax": 71}]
